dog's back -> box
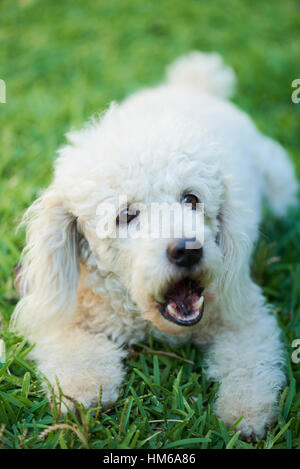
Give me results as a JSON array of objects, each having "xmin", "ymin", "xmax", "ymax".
[{"xmin": 120, "ymin": 52, "xmax": 297, "ymax": 219}]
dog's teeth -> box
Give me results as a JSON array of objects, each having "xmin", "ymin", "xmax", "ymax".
[
  {"xmin": 194, "ymin": 296, "xmax": 204, "ymax": 310},
  {"xmin": 167, "ymin": 304, "xmax": 177, "ymax": 316}
]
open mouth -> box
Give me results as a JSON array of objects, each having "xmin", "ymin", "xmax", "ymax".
[{"xmin": 158, "ymin": 278, "xmax": 204, "ymax": 326}]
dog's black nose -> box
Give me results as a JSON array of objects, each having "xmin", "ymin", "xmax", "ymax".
[{"xmin": 167, "ymin": 238, "xmax": 203, "ymax": 268}]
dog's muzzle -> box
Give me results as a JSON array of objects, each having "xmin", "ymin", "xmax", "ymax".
[
  {"xmin": 167, "ymin": 238, "xmax": 203, "ymax": 268},
  {"xmin": 158, "ymin": 278, "xmax": 204, "ymax": 326}
]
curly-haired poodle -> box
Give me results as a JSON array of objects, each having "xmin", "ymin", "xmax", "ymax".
[{"xmin": 11, "ymin": 52, "xmax": 298, "ymax": 440}]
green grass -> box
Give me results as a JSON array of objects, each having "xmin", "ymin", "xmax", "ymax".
[{"xmin": 0, "ymin": 0, "xmax": 299, "ymax": 449}]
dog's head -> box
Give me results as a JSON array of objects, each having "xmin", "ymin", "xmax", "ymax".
[{"xmin": 12, "ymin": 102, "xmax": 254, "ymax": 336}]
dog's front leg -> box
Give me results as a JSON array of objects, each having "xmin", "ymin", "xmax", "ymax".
[
  {"xmin": 203, "ymin": 309, "xmax": 286, "ymax": 440},
  {"xmin": 29, "ymin": 325, "xmax": 126, "ymax": 412}
]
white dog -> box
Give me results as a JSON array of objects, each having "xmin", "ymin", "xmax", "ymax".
[{"xmin": 11, "ymin": 52, "xmax": 297, "ymax": 440}]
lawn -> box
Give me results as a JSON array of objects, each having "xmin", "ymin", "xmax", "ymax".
[{"xmin": 0, "ymin": 0, "xmax": 299, "ymax": 449}]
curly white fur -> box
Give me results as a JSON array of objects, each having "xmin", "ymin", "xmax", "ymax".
[{"xmin": 11, "ymin": 52, "xmax": 297, "ymax": 440}]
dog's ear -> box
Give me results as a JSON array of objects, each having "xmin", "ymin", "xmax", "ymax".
[
  {"xmin": 11, "ymin": 188, "xmax": 80, "ymax": 336},
  {"xmin": 217, "ymin": 179, "xmax": 254, "ymax": 315}
]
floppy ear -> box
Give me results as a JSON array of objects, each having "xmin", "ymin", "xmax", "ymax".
[
  {"xmin": 11, "ymin": 188, "xmax": 80, "ymax": 335},
  {"xmin": 217, "ymin": 179, "xmax": 255, "ymax": 317}
]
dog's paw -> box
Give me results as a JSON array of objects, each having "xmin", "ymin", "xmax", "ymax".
[
  {"xmin": 46, "ymin": 368, "xmax": 123, "ymax": 414},
  {"xmin": 214, "ymin": 394, "xmax": 278, "ymax": 441}
]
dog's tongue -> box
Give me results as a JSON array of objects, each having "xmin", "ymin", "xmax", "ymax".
[
  {"xmin": 167, "ymin": 280, "xmax": 191, "ymax": 306},
  {"xmin": 164, "ymin": 279, "xmax": 204, "ymax": 326}
]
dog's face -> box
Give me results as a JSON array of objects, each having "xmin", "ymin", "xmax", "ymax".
[
  {"xmin": 68, "ymin": 124, "xmax": 226, "ymax": 335},
  {"xmin": 14, "ymin": 105, "xmax": 252, "ymax": 336}
]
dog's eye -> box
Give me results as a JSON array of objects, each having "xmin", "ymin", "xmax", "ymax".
[
  {"xmin": 182, "ymin": 193, "xmax": 199, "ymax": 209},
  {"xmin": 117, "ymin": 207, "xmax": 140, "ymax": 224}
]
